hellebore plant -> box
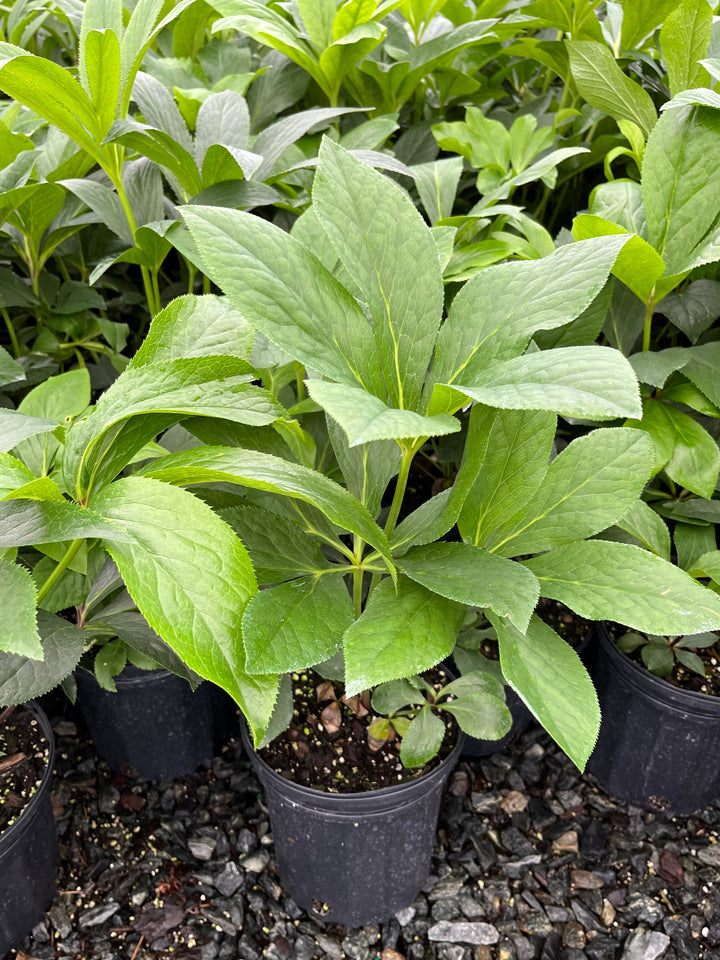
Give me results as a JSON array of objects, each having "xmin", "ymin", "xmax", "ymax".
[{"xmin": 161, "ymin": 140, "xmax": 720, "ymax": 770}]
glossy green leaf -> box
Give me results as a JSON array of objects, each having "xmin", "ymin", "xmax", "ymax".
[
  {"xmin": 399, "ymin": 542, "xmax": 539, "ymax": 632},
  {"xmin": 0, "ymin": 610, "xmax": 85, "ymax": 703},
  {"xmin": 440, "ymin": 677, "xmax": 511, "ymax": 741},
  {"xmin": 84, "ymin": 29, "xmax": 121, "ymax": 135},
  {"xmin": 243, "ymin": 574, "xmax": 353, "ymax": 674},
  {"xmin": 621, "ymin": 0, "xmax": 680, "ymax": 50},
  {"xmin": 0, "ymin": 499, "xmax": 128, "ymax": 547},
  {"xmin": 566, "ymin": 40, "xmax": 656, "ymax": 138},
  {"xmin": 15, "ymin": 368, "xmax": 90, "ymax": 477},
  {"xmin": 524, "ymin": 540, "xmax": 720, "ymax": 634},
  {"xmin": 313, "ymin": 137, "xmax": 443, "ymax": 411},
  {"xmin": 138, "ymin": 446, "xmax": 395, "ymax": 575},
  {"xmin": 92, "ymin": 476, "xmax": 277, "ymax": 743},
  {"xmin": 432, "ymin": 236, "xmax": 629, "ymax": 395},
  {"xmin": 458, "ymin": 408, "xmax": 556, "ymax": 550},
  {"xmin": 492, "ymin": 612, "xmax": 599, "ymax": 771},
  {"xmin": 399, "ymin": 706, "xmax": 445, "ymax": 768},
  {"xmin": 491, "ymin": 428, "xmax": 654, "ymax": 557},
  {"xmin": 450, "ymin": 346, "xmax": 642, "ymax": 421},
  {"xmin": 87, "ymin": 610, "xmax": 200, "ymax": 685},
  {"xmin": 343, "ymin": 577, "xmax": 464, "ymax": 697},
  {"xmin": 307, "ymin": 379, "xmax": 460, "ymax": 446},
  {"xmin": 612, "ymin": 499, "xmax": 672, "ymax": 560},
  {"xmin": 0, "ymin": 558, "xmax": 42, "ymax": 658},
  {"xmin": 181, "ymin": 205, "xmax": 385, "ymax": 397},
  {"xmin": 0, "ymin": 453, "xmax": 34, "ymax": 497},
  {"xmin": 643, "ymin": 106, "xmax": 720, "ymax": 275}
]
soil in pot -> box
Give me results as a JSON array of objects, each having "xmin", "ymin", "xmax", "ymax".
[
  {"xmin": 0, "ymin": 703, "xmax": 58, "ymax": 955},
  {"xmin": 244, "ymin": 668, "xmax": 463, "ymax": 927},
  {"xmin": 588, "ymin": 622, "xmax": 720, "ymax": 814},
  {"xmin": 76, "ymin": 665, "xmax": 234, "ymax": 782}
]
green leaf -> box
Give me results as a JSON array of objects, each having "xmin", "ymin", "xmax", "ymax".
[
  {"xmin": 307, "ymin": 379, "xmax": 460, "ymax": 446},
  {"xmin": 15, "ymin": 368, "xmax": 90, "ymax": 477},
  {"xmin": 59, "ymin": 178, "xmax": 133, "ymax": 245},
  {"xmin": 32, "ymin": 556, "xmax": 86, "ymax": 613},
  {"xmin": 674, "ymin": 647, "xmax": 706, "ymax": 676},
  {"xmin": 84, "ymin": 29, "xmax": 121, "ymax": 136},
  {"xmin": 630, "ymin": 399, "xmax": 720, "ymax": 498},
  {"xmin": 432, "ymin": 236, "xmax": 630, "ymax": 395},
  {"xmin": 399, "ymin": 543, "xmax": 539, "ymax": 633},
  {"xmin": 89, "ymin": 610, "xmax": 200, "ymax": 685},
  {"xmin": 243, "ymin": 574, "xmax": 353, "ymax": 674},
  {"xmin": 326, "ymin": 418, "xmax": 400, "ymax": 520},
  {"xmin": 0, "ymin": 499, "xmax": 129, "ymax": 547},
  {"xmin": 194, "ymin": 89, "xmax": 250, "ymax": 167},
  {"xmin": 0, "ymin": 610, "xmax": 85, "ymax": 703},
  {"xmin": 0, "ymin": 453, "xmax": 34, "ymax": 497},
  {"xmin": 181, "ymin": 205, "xmax": 385, "ymax": 397},
  {"xmin": 219, "ymin": 501, "xmax": 330, "ymax": 584},
  {"xmin": 641, "ymin": 640, "xmax": 674, "ymax": 677},
  {"xmin": 440, "ymin": 678, "xmax": 511, "ymax": 741},
  {"xmin": 450, "ymin": 346, "xmax": 642, "ymax": 421},
  {"xmin": 371, "ymin": 677, "xmax": 427, "ymax": 714},
  {"xmin": 491, "ymin": 612, "xmax": 599, "ymax": 771},
  {"xmin": 93, "ymin": 638, "xmax": 127, "ymax": 692},
  {"xmin": 0, "ymin": 345, "xmax": 23, "ymax": 388},
  {"xmin": 661, "ymin": 280, "xmax": 720, "ymax": 343},
  {"xmin": 490, "ymin": 428, "xmax": 654, "ymax": 557},
  {"xmin": 64, "ymin": 357, "xmax": 282, "ymax": 500},
  {"xmin": 675, "ymin": 522, "xmax": 716, "ymax": 571},
  {"xmin": 0, "ymin": 44, "xmax": 103, "ymax": 159},
  {"xmin": 399, "ymin": 706, "xmax": 446, "ymax": 768},
  {"xmin": 92, "ymin": 476, "xmax": 278, "ymax": 744},
  {"xmin": 343, "ymin": 577, "xmax": 463, "ymax": 697},
  {"xmin": 412, "ymin": 156, "xmax": 464, "ymax": 225},
  {"xmin": 682, "ymin": 342, "xmax": 720, "ymax": 407},
  {"xmin": 660, "ymin": 0, "xmax": 712, "ymax": 97},
  {"xmin": 132, "ymin": 295, "xmax": 255, "ymax": 367},
  {"xmin": 524, "ymin": 540, "xmax": 720, "ymax": 634},
  {"xmin": 629, "ymin": 348, "xmax": 690, "ymax": 388},
  {"xmin": 621, "ymin": 0, "xmax": 681, "ymax": 50},
  {"xmin": 138, "ymin": 446, "xmax": 396, "ymax": 576},
  {"xmin": 0, "ymin": 559, "xmax": 42, "ymax": 658},
  {"xmin": 313, "ymin": 137, "xmax": 443, "ymax": 411},
  {"xmin": 643, "ymin": 106, "xmax": 720, "ymax": 275},
  {"xmin": 566, "ymin": 40, "xmax": 657, "ymax": 138},
  {"xmin": 612, "ymin": 499, "xmax": 672, "ymax": 560},
  {"xmin": 458, "ymin": 408, "xmax": 556, "ymax": 549}
]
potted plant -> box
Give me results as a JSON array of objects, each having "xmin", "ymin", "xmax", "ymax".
[{"xmin": 143, "ymin": 139, "xmax": 720, "ymax": 924}]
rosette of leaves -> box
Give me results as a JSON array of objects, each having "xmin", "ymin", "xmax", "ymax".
[
  {"xmin": 616, "ymin": 629, "xmax": 718, "ymax": 680},
  {"xmin": 147, "ymin": 137, "xmax": 720, "ymax": 770},
  {"xmin": 0, "ymin": 293, "xmax": 297, "ymax": 738}
]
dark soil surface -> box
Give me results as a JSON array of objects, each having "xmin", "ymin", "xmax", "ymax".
[
  {"xmin": 0, "ymin": 705, "xmax": 51, "ymax": 832},
  {"xmin": 10, "ymin": 680, "xmax": 720, "ymax": 960},
  {"xmin": 605, "ymin": 624, "xmax": 720, "ymax": 697},
  {"xmin": 259, "ymin": 670, "xmax": 457, "ymax": 793}
]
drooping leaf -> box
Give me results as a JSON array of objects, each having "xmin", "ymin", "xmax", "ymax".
[
  {"xmin": 524, "ymin": 540, "xmax": 720, "ymax": 634},
  {"xmin": 243, "ymin": 574, "xmax": 353, "ymax": 674},
  {"xmin": 92, "ymin": 476, "xmax": 278, "ymax": 743},
  {"xmin": 343, "ymin": 577, "xmax": 464, "ymax": 697},
  {"xmin": 0, "ymin": 559, "xmax": 42, "ymax": 659},
  {"xmin": 399, "ymin": 542, "xmax": 539, "ymax": 633},
  {"xmin": 491, "ymin": 612, "xmax": 599, "ymax": 771},
  {"xmin": 0, "ymin": 610, "xmax": 85, "ymax": 703}
]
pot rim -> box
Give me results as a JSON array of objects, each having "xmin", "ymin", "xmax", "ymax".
[
  {"xmin": 0, "ymin": 701, "xmax": 55, "ymax": 856},
  {"xmin": 241, "ymin": 718, "xmax": 465, "ymax": 805},
  {"xmin": 595, "ymin": 621, "xmax": 720, "ymax": 714}
]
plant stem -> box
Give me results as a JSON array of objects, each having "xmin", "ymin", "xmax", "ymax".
[
  {"xmin": 384, "ymin": 445, "xmax": 415, "ymax": 540},
  {"xmin": 36, "ymin": 539, "xmax": 84, "ymax": 604},
  {"xmin": 642, "ymin": 298, "xmax": 655, "ymax": 352},
  {"xmin": 352, "ymin": 534, "xmax": 364, "ymax": 619},
  {"xmin": 2, "ymin": 308, "xmax": 21, "ymax": 357}
]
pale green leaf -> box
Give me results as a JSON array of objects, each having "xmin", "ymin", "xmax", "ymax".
[
  {"xmin": 326, "ymin": 417, "xmax": 400, "ymax": 520},
  {"xmin": 307, "ymin": 379, "xmax": 460, "ymax": 446},
  {"xmin": 0, "ymin": 499, "xmax": 129, "ymax": 547},
  {"xmin": 243, "ymin": 574, "xmax": 353, "ymax": 674},
  {"xmin": 92, "ymin": 476, "xmax": 278, "ymax": 744},
  {"xmin": 524, "ymin": 540, "xmax": 720, "ymax": 634},
  {"xmin": 492, "ymin": 612, "xmax": 599, "ymax": 771},
  {"xmin": 15, "ymin": 368, "xmax": 90, "ymax": 477},
  {"xmin": 399, "ymin": 542, "xmax": 539, "ymax": 633},
  {"xmin": 0, "ymin": 558, "xmax": 42, "ymax": 658},
  {"xmin": 343, "ymin": 577, "xmax": 464, "ymax": 696},
  {"xmin": 660, "ymin": 0, "xmax": 712, "ymax": 96},
  {"xmin": 313, "ymin": 137, "xmax": 443, "ymax": 411},
  {"xmin": 612, "ymin": 499, "xmax": 672, "ymax": 560}
]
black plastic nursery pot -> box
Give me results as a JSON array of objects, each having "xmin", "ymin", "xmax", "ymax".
[
  {"xmin": 588, "ymin": 623, "xmax": 720, "ymax": 814},
  {"xmin": 241, "ymin": 722, "xmax": 465, "ymax": 928},
  {"xmin": 76, "ymin": 665, "xmax": 234, "ymax": 781},
  {"xmin": 0, "ymin": 703, "xmax": 58, "ymax": 956}
]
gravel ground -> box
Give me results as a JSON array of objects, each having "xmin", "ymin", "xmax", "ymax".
[{"xmin": 9, "ymin": 704, "xmax": 720, "ymax": 960}]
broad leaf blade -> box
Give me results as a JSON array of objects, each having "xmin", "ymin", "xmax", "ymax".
[
  {"xmin": 399, "ymin": 542, "xmax": 539, "ymax": 633},
  {"xmin": 524, "ymin": 540, "xmax": 720, "ymax": 634},
  {"xmin": 0, "ymin": 611, "xmax": 85, "ymax": 703},
  {"xmin": 243, "ymin": 574, "xmax": 353, "ymax": 674},
  {"xmin": 0, "ymin": 559, "xmax": 42, "ymax": 658},
  {"xmin": 492, "ymin": 612, "xmax": 600, "ymax": 771},
  {"xmin": 343, "ymin": 577, "xmax": 464, "ymax": 697}
]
